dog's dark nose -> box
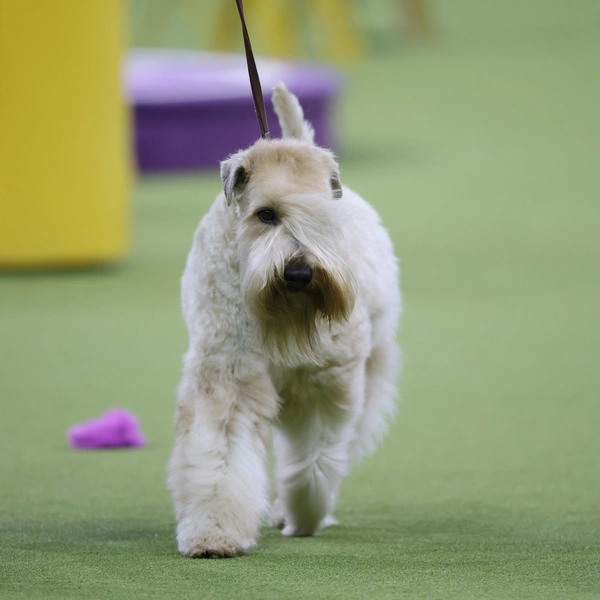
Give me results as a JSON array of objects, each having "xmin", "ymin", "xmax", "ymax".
[{"xmin": 283, "ymin": 264, "xmax": 313, "ymax": 292}]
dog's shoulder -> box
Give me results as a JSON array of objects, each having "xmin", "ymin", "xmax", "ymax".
[
  {"xmin": 181, "ymin": 194, "xmax": 244, "ymax": 322},
  {"xmin": 338, "ymin": 185, "xmax": 400, "ymax": 317}
]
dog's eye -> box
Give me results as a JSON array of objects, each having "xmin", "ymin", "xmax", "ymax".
[{"xmin": 257, "ymin": 209, "xmax": 276, "ymax": 223}]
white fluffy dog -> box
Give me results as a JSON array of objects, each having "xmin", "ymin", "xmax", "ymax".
[{"xmin": 168, "ymin": 83, "xmax": 401, "ymax": 558}]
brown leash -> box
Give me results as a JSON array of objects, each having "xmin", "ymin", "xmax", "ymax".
[{"xmin": 235, "ymin": 0, "xmax": 270, "ymax": 139}]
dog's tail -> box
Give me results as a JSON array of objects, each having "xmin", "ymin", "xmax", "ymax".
[{"xmin": 272, "ymin": 82, "xmax": 315, "ymax": 143}]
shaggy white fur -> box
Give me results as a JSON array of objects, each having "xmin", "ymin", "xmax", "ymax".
[{"xmin": 168, "ymin": 83, "xmax": 401, "ymax": 558}]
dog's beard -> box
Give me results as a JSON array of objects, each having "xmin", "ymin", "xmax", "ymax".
[
  {"xmin": 237, "ymin": 193, "xmax": 357, "ymax": 366},
  {"xmin": 244, "ymin": 264, "xmax": 355, "ymax": 367}
]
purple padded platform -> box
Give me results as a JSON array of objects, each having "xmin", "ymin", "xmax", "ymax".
[{"xmin": 125, "ymin": 50, "xmax": 344, "ymax": 173}]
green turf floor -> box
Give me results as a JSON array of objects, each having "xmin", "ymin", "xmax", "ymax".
[{"xmin": 2, "ymin": 1, "xmax": 600, "ymax": 598}]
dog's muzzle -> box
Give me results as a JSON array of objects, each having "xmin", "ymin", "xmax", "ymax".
[{"xmin": 283, "ymin": 264, "xmax": 313, "ymax": 292}]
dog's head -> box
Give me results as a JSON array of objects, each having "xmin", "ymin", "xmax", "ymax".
[{"xmin": 219, "ymin": 84, "xmax": 355, "ymax": 365}]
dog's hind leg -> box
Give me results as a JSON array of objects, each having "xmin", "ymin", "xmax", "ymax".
[
  {"xmin": 273, "ymin": 361, "xmax": 365, "ymax": 536},
  {"xmin": 168, "ymin": 359, "xmax": 278, "ymax": 558},
  {"xmin": 351, "ymin": 335, "xmax": 401, "ymax": 461}
]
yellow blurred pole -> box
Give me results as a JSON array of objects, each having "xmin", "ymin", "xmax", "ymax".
[
  {"xmin": 211, "ymin": 0, "xmax": 299, "ymax": 58},
  {"xmin": 0, "ymin": 1, "xmax": 131, "ymax": 268},
  {"xmin": 211, "ymin": 0, "xmax": 239, "ymax": 51},
  {"xmin": 251, "ymin": 0, "xmax": 298, "ymax": 57},
  {"xmin": 401, "ymin": 0, "xmax": 432, "ymax": 38},
  {"xmin": 309, "ymin": 0, "xmax": 363, "ymax": 62}
]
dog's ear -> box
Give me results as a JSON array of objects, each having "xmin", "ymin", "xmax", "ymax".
[
  {"xmin": 220, "ymin": 156, "xmax": 250, "ymax": 206},
  {"xmin": 330, "ymin": 172, "xmax": 343, "ymax": 199}
]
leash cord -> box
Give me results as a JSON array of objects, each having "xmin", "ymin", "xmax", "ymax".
[{"xmin": 235, "ymin": 0, "xmax": 270, "ymax": 139}]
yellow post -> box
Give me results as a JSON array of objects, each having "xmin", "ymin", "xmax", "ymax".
[
  {"xmin": 0, "ymin": 1, "xmax": 131, "ymax": 268},
  {"xmin": 310, "ymin": 0, "xmax": 363, "ymax": 62},
  {"xmin": 211, "ymin": 0, "xmax": 300, "ymax": 58}
]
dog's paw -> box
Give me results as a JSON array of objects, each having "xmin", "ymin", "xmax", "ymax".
[
  {"xmin": 272, "ymin": 514, "xmax": 286, "ymax": 529},
  {"xmin": 281, "ymin": 523, "xmax": 314, "ymax": 537},
  {"xmin": 270, "ymin": 497, "xmax": 286, "ymax": 529},
  {"xmin": 320, "ymin": 514, "xmax": 339, "ymax": 529},
  {"xmin": 177, "ymin": 534, "xmax": 251, "ymax": 558},
  {"xmin": 280, "ymin": 514, "xmax": 338, "ymax": 537}
]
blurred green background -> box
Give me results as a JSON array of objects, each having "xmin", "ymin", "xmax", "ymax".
[{"xmin": 1, "ymin": 0, "xmax": 599, "ymax": 598}]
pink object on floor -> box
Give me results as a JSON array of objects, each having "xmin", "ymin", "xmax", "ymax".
[{"xmin": 67, "ymin": 409, "xmax": 147, "ymax": 450}]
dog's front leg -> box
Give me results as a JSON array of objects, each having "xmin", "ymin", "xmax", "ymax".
[
  {"xmin": 274, "ymin": 362, "xmax": 365, "ymax": 537},
  {"xmin": 168, "ymin": 361, "xmax": 276, "ymax": 558}
]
